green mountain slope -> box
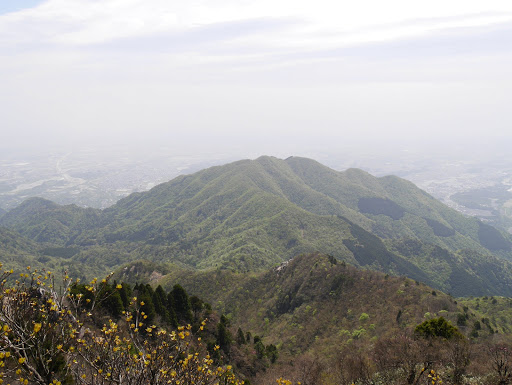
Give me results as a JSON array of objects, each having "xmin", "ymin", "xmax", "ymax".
[
  {"xmin": 2, "ymin": 156, "xmax": 512, "ymax": 296},
  {"xmin": 0, "ymin": 226, "xmax": 97, "ymax": 281},
  {"xmin": 0, "ymin": 197, "xmax": 102, "ymax": 245},
  {"xmin": 0, "ymin": 226, "xmax": 39, "ymax": 256},
  {"xmin": 98, "ymin": 156, "xmax": 511, "ymax": 256}
]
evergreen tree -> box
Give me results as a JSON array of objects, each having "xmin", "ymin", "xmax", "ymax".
[
  {"xmin": 190, "ymin": 295, "xmax": 204, "ymax": 320},
  {"xmin": 170, "ymin": 284, "xmax": 193, "ymax": 322},
  {"xmin": 217, "ymin": 321, "xmax": 232, "ymax": 352},
  {"xmin": 136, "ymin": 284, "xmax": 156, "ymax": 323},
  {"xmin": 153, "ymin": 285, "xmax": 167, "ymax": 316},
  {"xmin": 101, "ymin": 285, "xmax": 124, "ymax": 318},
  {"xmin": 254, "ymin": 340, "xmax": 265, "ymax": 359},
  {"xmin": 266, "ymin": 344, "xmax": 278, "ymax": 363},
  {"xmin": 236, "ymin": 327, "xmax": 246, "ymax": 345},
  {"xmin": 118, "ymin": 282, "xmax": 131, "ymax": 309}
]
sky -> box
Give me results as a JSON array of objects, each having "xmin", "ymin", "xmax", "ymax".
[{"xmin": 1, "ymin": 0, "xmax": 512, "ymax": 158}]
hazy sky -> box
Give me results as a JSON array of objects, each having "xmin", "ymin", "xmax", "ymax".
[{"xmin": 1, "ymin": 0, "xmax": 511, "ymax": 156}]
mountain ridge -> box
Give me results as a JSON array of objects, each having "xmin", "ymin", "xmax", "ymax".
[{"xmin": 1, "ymin": 156, "xmax": 512, "ymax": 296}]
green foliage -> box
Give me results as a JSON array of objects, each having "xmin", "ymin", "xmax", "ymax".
[
  {"xmin": 414, "ymin": 317, "xmax": 462, "ymax": 339},
  {"xmin": 0, "ymin": 197, "xmax": 101, "ymax": 244},
  {"xmin": 217, "ymin": 321, "xmax": 232, "ymax": 352},
  {"xmin": 456, "ymin": 313, "xmax": 467, "ymax": 326},
  {"xmin": 169, "ymin": 284, "xmax": 193, "ymax": 322},
  {"xmin": 236, "ymin": 327, "xmax": 246, "ymax": 345},
  {"xmin": 254, "ymin": 339, "xmax": 265, "ymax": 359},
  {"xmin": 458, "ymin": 296, "xmax": 512, "ymax": 336},
  {"xmin": 0, "ymin": 268, "xmax": 246, "ymax": 385},
  {"xmin": 41, "ymin": 246, "xmax": 80, "ymax": 258},
  {"xmin": 266, "ymin": 344, "xmax": 278, "ymax": 363},
  {"xmin": 167, "ymin": 253, "xmax": 469, "ymax": 361},
  {"xmin": 132, "ymin": 283, "xmax": 156, "ymax": 322},
  {"xmin": 101, "ymin": 285, "xmax": 125, "ymax": 317}
]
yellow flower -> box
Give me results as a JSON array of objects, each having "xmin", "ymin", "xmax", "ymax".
[
  {"xmin": 33, "ymin": 323, "xmax": 41, "ymax": 333},
  {"xmin": 18, "ymin": 357, "xmax": 25, "ymax": 364}
]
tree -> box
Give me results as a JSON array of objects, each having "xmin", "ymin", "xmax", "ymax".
[
  {"xmin": 190, "ymin": 295, "xmax": 204, "ymax": 319},
  {"xmin": 489, "ymin": 344, "xmax": 512, "ymax": 385},
  {"xmin": 169, "ymin": 284, "xmax": 193, "ymax": 322},
  {"xmin": 217, "ymin": 321, "xmax": 232, "ymax": 353},
  {"xmin": 414, "ymin": 317, "xmax": 462, "ymax": 339},
  {"xmin": 266, "ymin": 344, "xmax": 278, "ymax": 363},
  {"xmin": 236, "ymin": 327, "xmax": 246, "ymax": 345}
]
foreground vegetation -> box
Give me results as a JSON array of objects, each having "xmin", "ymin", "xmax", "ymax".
[
  {"xmin": 0, "ymin": 264, "xmax": 250, "ymax": 385},
  {"xmin": 3, "ymin": 257, "xmax": 512, "ymax": 384}
]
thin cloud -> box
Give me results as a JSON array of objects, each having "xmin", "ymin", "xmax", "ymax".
[{"xmin": 1, "ymin": 0, "xmax": 512, "ymax": 153}]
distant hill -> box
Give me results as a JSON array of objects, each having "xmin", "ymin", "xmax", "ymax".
[
  {"xmin": 0, "ymin": 225, "xmax": 94, "ymax": 281},
  {"xmin": 0, "ymin": 197, "xmax": 102, "ymax": 244},
  {"xmin": 2, "ymin": 156, "xmax": 512, "ymax": 296}
]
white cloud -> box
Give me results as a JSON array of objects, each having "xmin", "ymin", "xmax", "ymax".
[
  {"xmin": 1, "ymin": 0, "xmax": 512, "ymax": 152},
  {"xmin": 2, "ymin": 0, "xmax": 512, "ymax": 48}
]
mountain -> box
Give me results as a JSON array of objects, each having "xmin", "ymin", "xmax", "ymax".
[
  {"xmin": 2, "ymin": 156, "xmax": 512, "ymax": 296},
  {"xmin": 98, "ymin": 156, "xmax": 511, "ymax": 255},
  {"xmin": 0, "ymin": 226, "xmax": 39, "ymax": 256},
  {"xmin": 0, "ymin": 197, "xmax": 102, "ymax": 244},
  {"xmin": 117, "ymin": 253, "xmax": 489, "ymax": 361},
  {"xmin": 0, "ymin": 226, "xmax": 50, "ymax": 274}
]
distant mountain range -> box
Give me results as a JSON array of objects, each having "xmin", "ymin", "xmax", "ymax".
[{"xmin": 1, "ymin": 156, "xmax": 512, "ymax": 296}]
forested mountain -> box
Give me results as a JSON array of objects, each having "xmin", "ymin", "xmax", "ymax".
[
  {"xmin": 0, "ymin": 197, "xmax": 102, "ymax": 244},
  {"xmin": 115, "ymin": 252, "xmax": 510, "ymax": 384},
  {"xmin": 119, "ymin": 253, "xmax": 464, "ymax": 354},
  {"xmin": 1, "ymin": 156, "xmax": 512, "ymax": 295},
  {"xmin": 0, "ymin": 226, "xmax": 38, "ymax": 256},
  {"xmin": 1, "ymin": 251, "xmax": 509, "ymax": 385}
]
